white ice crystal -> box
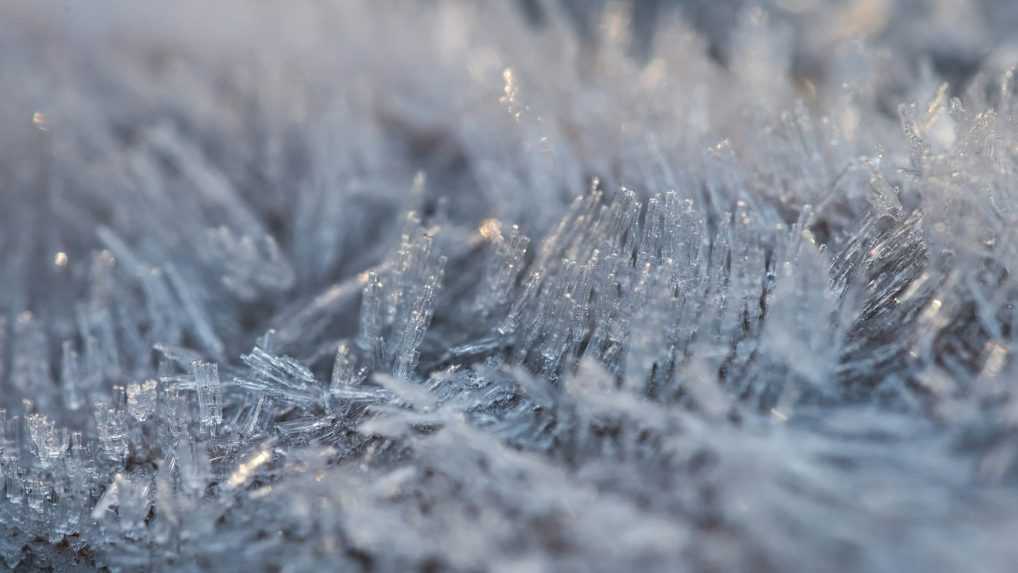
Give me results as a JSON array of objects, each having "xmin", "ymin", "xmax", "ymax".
[{"xmin": 4, "ymin": 0, "xmax": 1018, "ymax": 571}]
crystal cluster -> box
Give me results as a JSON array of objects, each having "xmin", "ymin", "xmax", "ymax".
[{"xmin": 2, "ymin": 0, "xmax": 1018, "ymax": 571}]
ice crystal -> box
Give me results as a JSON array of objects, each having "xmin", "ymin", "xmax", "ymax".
[
  {"xmin": 193, "ymin": 361, "xmax": 224, "ymax": 437},
  {"xmin": 126, "ymin": 380, "xmax": 158, "ymax": 423},
  {"xmin": 4, "ymin": 0, "xmax": 1018, "ymax": 571}
]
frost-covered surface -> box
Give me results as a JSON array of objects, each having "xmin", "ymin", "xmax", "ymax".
[{"xmin": 3, "ymin": 0, "xmax": 1018, "ymax": 571}]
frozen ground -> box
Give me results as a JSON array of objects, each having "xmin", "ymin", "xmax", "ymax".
[{"xmin": 3, "ymin": 1, "xmax": 1018, "ymax": 571}]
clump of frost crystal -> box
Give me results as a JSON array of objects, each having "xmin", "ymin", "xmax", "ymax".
[{"xmin": 4, "ymin": 0, "xmax": 1018, "ymax": 571}]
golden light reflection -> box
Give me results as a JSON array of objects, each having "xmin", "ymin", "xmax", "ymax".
[
  {"xmin": 32, "ymin": 112, "xmax": 49, "ymax": 131},
  {"xmin": 479, "ymin": 218, "xmax": 503, "ymax": 242},
  {"xmin": 500, "ymin": 67, "xmax": 521, "ymax": 120},
  {"xmin": 227, "ymin": 449, "xmax": 271, "ymax": 489}
]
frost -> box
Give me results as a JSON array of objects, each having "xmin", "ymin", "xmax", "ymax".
[
  {"xmin": 330, "ymin": 341, "xmax": 357, "ymax": 388},
  {"xmin": 358, "ymin": 212, "xmax": 447, "ymax": 380},
  {"xmin": 93, "ymin": 399, "xmax": 129, "ymax": 464},
  {"xmin": 126, "ymin": 379, "xmax": 158, "ymax": 423},
  {"xmin": 3, "ymin": 1, "xmax": 1018, "ymax": 571},
  {"xmin": 233, "ymin": 347, "xmax": 322, "ymax": 408},
  {"xmin": 59, "ymin": 341, "xmax": 85, "ymax": 412},
  {"xmin": 200, "ymin": 227, "xmax": 296, "ymax": 302},
  {"xmin": 193, "ymin": 361, "xmax": 224, "ymax": 437},
  {"xmin": 476, "ymin": 219, "xmax": 530, "ymax": 319},
  {"xmin": 27, "ymin": 414, "xmax": 68, "ymax": 469}
]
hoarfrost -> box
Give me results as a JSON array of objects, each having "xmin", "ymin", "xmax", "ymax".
[{"xmin": 2, "ymin": 1, "xmax": 1018, "ymax": 571}]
